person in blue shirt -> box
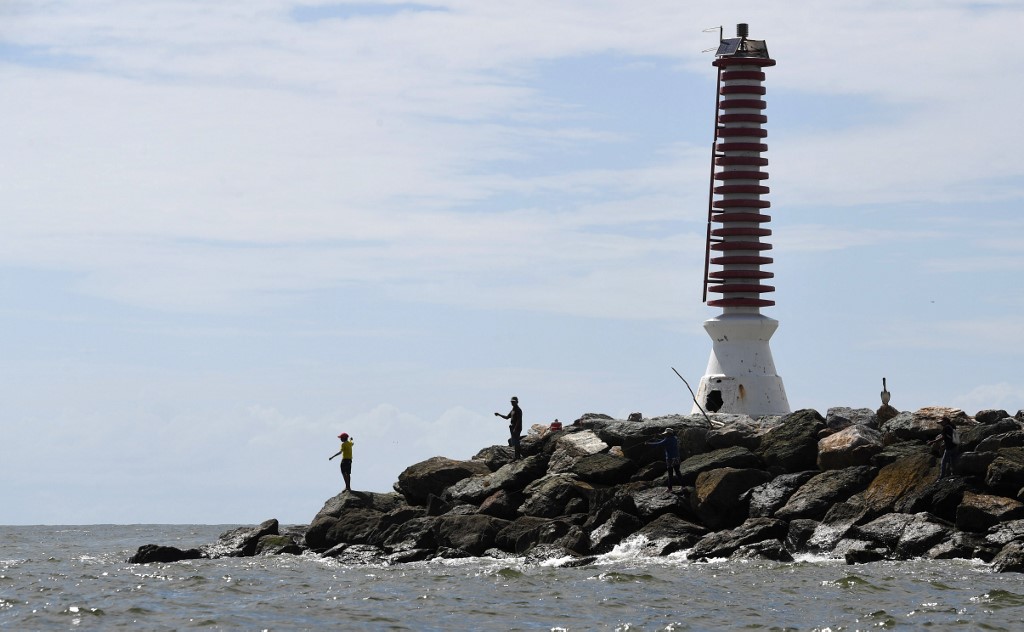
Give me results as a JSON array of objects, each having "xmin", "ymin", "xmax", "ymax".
[{"xmin": 647, "ymin": 428, "xmax": 684, "ymax": 492}]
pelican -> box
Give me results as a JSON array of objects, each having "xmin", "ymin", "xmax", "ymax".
[{"xmin": 881, "ymin": 377, "xmax": 891, "ymax": 406}]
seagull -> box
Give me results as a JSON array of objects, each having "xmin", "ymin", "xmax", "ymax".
[{"xmin": 881, "ymin": 377, "xmax": 891, "ymax": 406}]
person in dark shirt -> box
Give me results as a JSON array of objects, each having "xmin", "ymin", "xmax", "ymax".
[
  {"xmin": 494, "ymin": 396, "xmax": 523, "ymax": 460},
  {"xmin": 932, "ymin": 416, "xmax": 958, "ymax": 478},
  {"xmin": 647, "ymin": 428, "xmax": 684, "ymax": 492}
]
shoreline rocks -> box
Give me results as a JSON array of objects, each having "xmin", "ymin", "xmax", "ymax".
[{"xmin": 128, "ymin": 406, "xmax": 1024, "ymax": 573}]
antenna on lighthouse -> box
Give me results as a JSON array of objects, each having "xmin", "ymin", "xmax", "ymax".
[{"xmin": 691, "ymin": 23, "xmax": 791, "ymax": 417}]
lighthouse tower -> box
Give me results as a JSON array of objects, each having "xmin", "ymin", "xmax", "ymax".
[{"xmin": 692, "ymin": 24, "xmax": 791, "ymax": 416}]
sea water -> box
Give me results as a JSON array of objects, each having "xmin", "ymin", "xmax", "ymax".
[{"xmin": 4, "ymin": 524, "xmax": 1024, "ymax": 630}]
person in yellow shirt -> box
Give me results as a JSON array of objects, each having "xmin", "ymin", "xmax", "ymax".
[{"xmin": 328, "ymin": 432, "xmax": 355, "ymax": 492}]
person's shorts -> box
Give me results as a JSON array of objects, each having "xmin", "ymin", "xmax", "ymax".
[
  {"xmin": 340, "ymin": 459, "xmax": 352, "ymax": 475},
  {"xmin": 667, "ymin": 457, "xmax": 681, "ymax": 468}
]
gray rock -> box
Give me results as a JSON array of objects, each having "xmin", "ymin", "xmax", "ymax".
[
  {"xmin": 323, "ymin": 509, "xmax": 382, "ymax": 547},
  {"xmin": 893, "ymin": 476, "xmax": 966, "ymax": 522},
  {"xmin": 748, "ymin": 471, "xmax": 817, "ymax": 518},
  {"xmin": 730, "ymin": 539, "xmax": 793, "ymax": 562},
  {"xmin": 634, "ymin": 514, "xmax": 708, "ymax": 555},
  {"xmin": 478, "ymin": 489, "xmax": 525, "ymax": 520},
  {"xmin": 690, "ymin": 517, "xmax": 788, "ymax": 561},
  {"xmin": 201, "ymin": 519, "xmax": 279, "ymax": 558},
  {"xmin": 692, "ymin": 467, "xmax": 772, "ymax": 530},
  {"xmin": 255, "ymin": 534, "xmax": 304, "ymax": 556},
  {"xmin": 826, "ymin": 407, "xmax": 877, "ymax": 430},
  {"xmin": 756, "ymin": 409, "xmax": 825, "ymax": 472},
  {"xmin": 678, "ymin": 446, "xmax": 764, "ymax": 486},
  {"xmin": 311, "ymin": 491, "xmax": 407, "ymax": 524},
  {"xmin": 956, "ymin": 491, "xmax": 1024, "ymax": 533},
  {"xmin": 986, "ymin": 519, "xmax": 1024, "ymax": 547},
  {"xmin": 976, "ymin": 409, "xmax": 1011, "ymax": 424},
  {"xmin": 775, "ymin": 466, "xmax": 876, "ymax": 521},
  {"xmin": 631, "ymin": 486, "xmax": 695, "ymax": 522},
  {"xmin": 395, "ymin": 457, "xmax": 491, "ymax": 506},
  {"xmin": 817, "ymin": 425, "xmax": 883, "ymax": 470},
  {"xmin": 927, "ymin": 531, "xmax": 998, "ymax": 562},
  {"xmin": 992, "ymin": 541, "xmax": 1024, "ymax": 573},
  {"xmin": 805, "ymin": 502, "xmax": 868, "ymax": 553},
  {"xmin": 433, "ymin": 515, "xmax": 511, "ymax": 556},
  {"xmin": 856, "ymin": 451, "xmax": 936, "ymax": 517},
  {"xmin": 588, "ymin": 510, "xmax": 643, "ymax": 554},
  {"xmin": 128, "ymin": 544, "xmax": 204, "ymax": 564},
  {"xmin": 960, "ymin": 419, "xmax": 1023, "ymax": 451},
  {"xmin": 986, "ymin": 448, "xmax": 1024, "ymax": 495},
  {"xmin": 382, "ymin": 516, "xmax": 438, "ymax": 552},
  {"xmin": 519, "ymin": 474, "xmax": 594, "ymax": 518},
  {"xmin": 572, "ymin": 452, "xmax": 637, "ymax": 485}
]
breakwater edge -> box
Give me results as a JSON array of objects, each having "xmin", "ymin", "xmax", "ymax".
[{"xmin": 131, "ymin": 405, "xmax": 1024, "ymax": 571}]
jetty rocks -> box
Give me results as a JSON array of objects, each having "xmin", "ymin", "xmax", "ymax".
[{"xmin": 129, "ymin": 406, "xmax": 1024, "ymax": 572}]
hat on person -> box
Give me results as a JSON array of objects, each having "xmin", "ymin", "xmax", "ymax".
[
  {"xmin": 511, "ymin": 396, "xmax": 518, "ymax": 403},
  {"xmin": 662, "ymin": 428, "xmax": 674, "ymax": 435},
  {"xmin": 338, "ymin": 432, "xmax": 349, "ymax": 440}
]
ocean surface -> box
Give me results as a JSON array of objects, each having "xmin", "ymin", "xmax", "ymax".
[{"xmin": 4, "ymin": 524, "xmax": 1024, "ymax": 630}]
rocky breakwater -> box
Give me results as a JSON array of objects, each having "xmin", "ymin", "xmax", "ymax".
[{"xmin": 129, "ymin": 406, "xmax": 1024, "ymax": 572}]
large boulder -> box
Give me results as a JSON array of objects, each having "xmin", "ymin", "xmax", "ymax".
[
  {"xmin": 756, "ymin": 409, "xmax": 825, "ymax": 472},
  {"xmin": 976, "ymin": 409, "xmax": 1011, "ymax": 424},
  {"xmin": 128, "ymin": 544, "xmax": 204, "ymax": 564},
  {"xmin": 201, "ymin": 519, "xmax": 279, "ymax": 558},
  {"xmin": 993, "ymin": 541, "xmax": 1024, "ymax": 572},
  {"xmin": 630, "ymin": 486, "xmax": 696, "ymax": 522},
  {"xmin": 382, "ymin": 517, "xmax": 438, "ymax": 552},
  {"xmin": 826, "ymin": 407, "xmax": 877, "ymax": 431},
  {"xmin": 705, "ymin": 416, "xmax": 773, "ymax": 451},
  {"xmin": 478, "ymin": 489, "xmax": 525, "ymax": 520},
  {"xmin": 775, "ymin": 466, "xmax": 876, "ymax": 521},
  {"xmin": 590, "ymin": 416, "xmax": 707, "ymax": 461},
  {"xmin": 893, "ymin": 475, "xmax": 966, "ymax": 522},
  {"xmin": 395, "ymin": 457, "xmax": 491, "ymax": 506},
  {"xmin": 985, "ymin": 447, "xmax": 1024, "ymax": 496},
  {"xmin": 883, "ymin": 407, "xmax": 969, "ymax": 443},
  {"xmin": 494, "ymin": 516, "xmax": 557, "ymax": 553},
  {"xmin": 854, "ymin": 513, "xmax": 951, "ymax": 559},
  {"xmin": 633, "ymin": 514, "xmax": 708, "ymax": 555},
  {"xmin": 324, "ymin": 509, "xmax": 384, "ymax": 547},
  {"xmin": 748, "ymin": 471, "xmax": 817, "ymax": 518},
  {"xmin": 572, "ymin": 453, "xmax": 637, "ymax": 485},
  {"xmin": 443, "ymin": 455, "xmax": 548, "ymax": 506},
  {"xmin": 855, "ymin": 451, "xmax": 937, "ymax": 518},
  {"xmin": 312, "ymin": 491, "xmax": 407, "ymax": 524},
  {"xmin": 959, "ymin": 418, "xmax": 1022, "ymax": 452},
  {"xmin": 692, "ymin": 467, "xmax": 772, "ymax": 530},
  {"xmin": 817, "ymin": 425, "xmax": 883, "ymax": 470},
  {"xmin": 689, "ymin": 517, "xmax": 788, "ymax": 561},
  {"xmin": 433, "ymin": 515, "xmax": 510, "ymax": 556},
  {"xmin": 255, "ymin": 534, "xmax": 304, "ymax": 556},
  {"xmin": 519, "ymin": 474, "xmax": 594, "ymax": 518},
  {"xmin": 956, "ymin": 491, "xmax": 1024, "ymax": 532},
  {"xmin": 677, "ymin": 446, "xmax": 763, "ymax": 485},
  {"xmin": 588, "ymin": 510, "xmax": 643, "ymax": 554},
  {"xmin": 805, "ymin": 502, "xmax": 867, "ymax": 553}
]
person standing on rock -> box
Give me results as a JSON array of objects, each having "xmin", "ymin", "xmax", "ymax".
[
  {"xmin": 494, "ymin": 396, "xmax": 523, "ymax": 460},
  {"xmin": 932, "ymin": 416, "xmax": 958, "ymax": 478},
  {"xmin": 329, "ymin": 432, "xmax": 355, "ymax": 492},
  {"xmin": 647, "ymin": 428, "xmax": 684, "ymax": 492}
]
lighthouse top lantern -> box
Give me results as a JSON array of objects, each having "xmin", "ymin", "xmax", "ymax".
[{"xmin": 701, "ymin": 23, "xmax": 777, "ymax": 314}]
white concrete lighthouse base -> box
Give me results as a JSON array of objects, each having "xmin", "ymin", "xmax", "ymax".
[{"xmin": 691, "ymin": 313, "xmax": 791, "ymax": 417}]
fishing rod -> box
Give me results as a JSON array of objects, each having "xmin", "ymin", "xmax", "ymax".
[{"xmin": 671, "ymin": 367, "xmax": 715, "ymax": 427}]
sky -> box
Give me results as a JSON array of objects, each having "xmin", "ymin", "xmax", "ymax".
[{"xmin": 3, "ymin": 1, "xmax": 1023, "ymax": 525}]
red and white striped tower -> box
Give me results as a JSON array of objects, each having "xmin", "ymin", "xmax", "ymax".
[{"xmin": 692, "ymin": 23, "xmax": 791, "ymax": 416}]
